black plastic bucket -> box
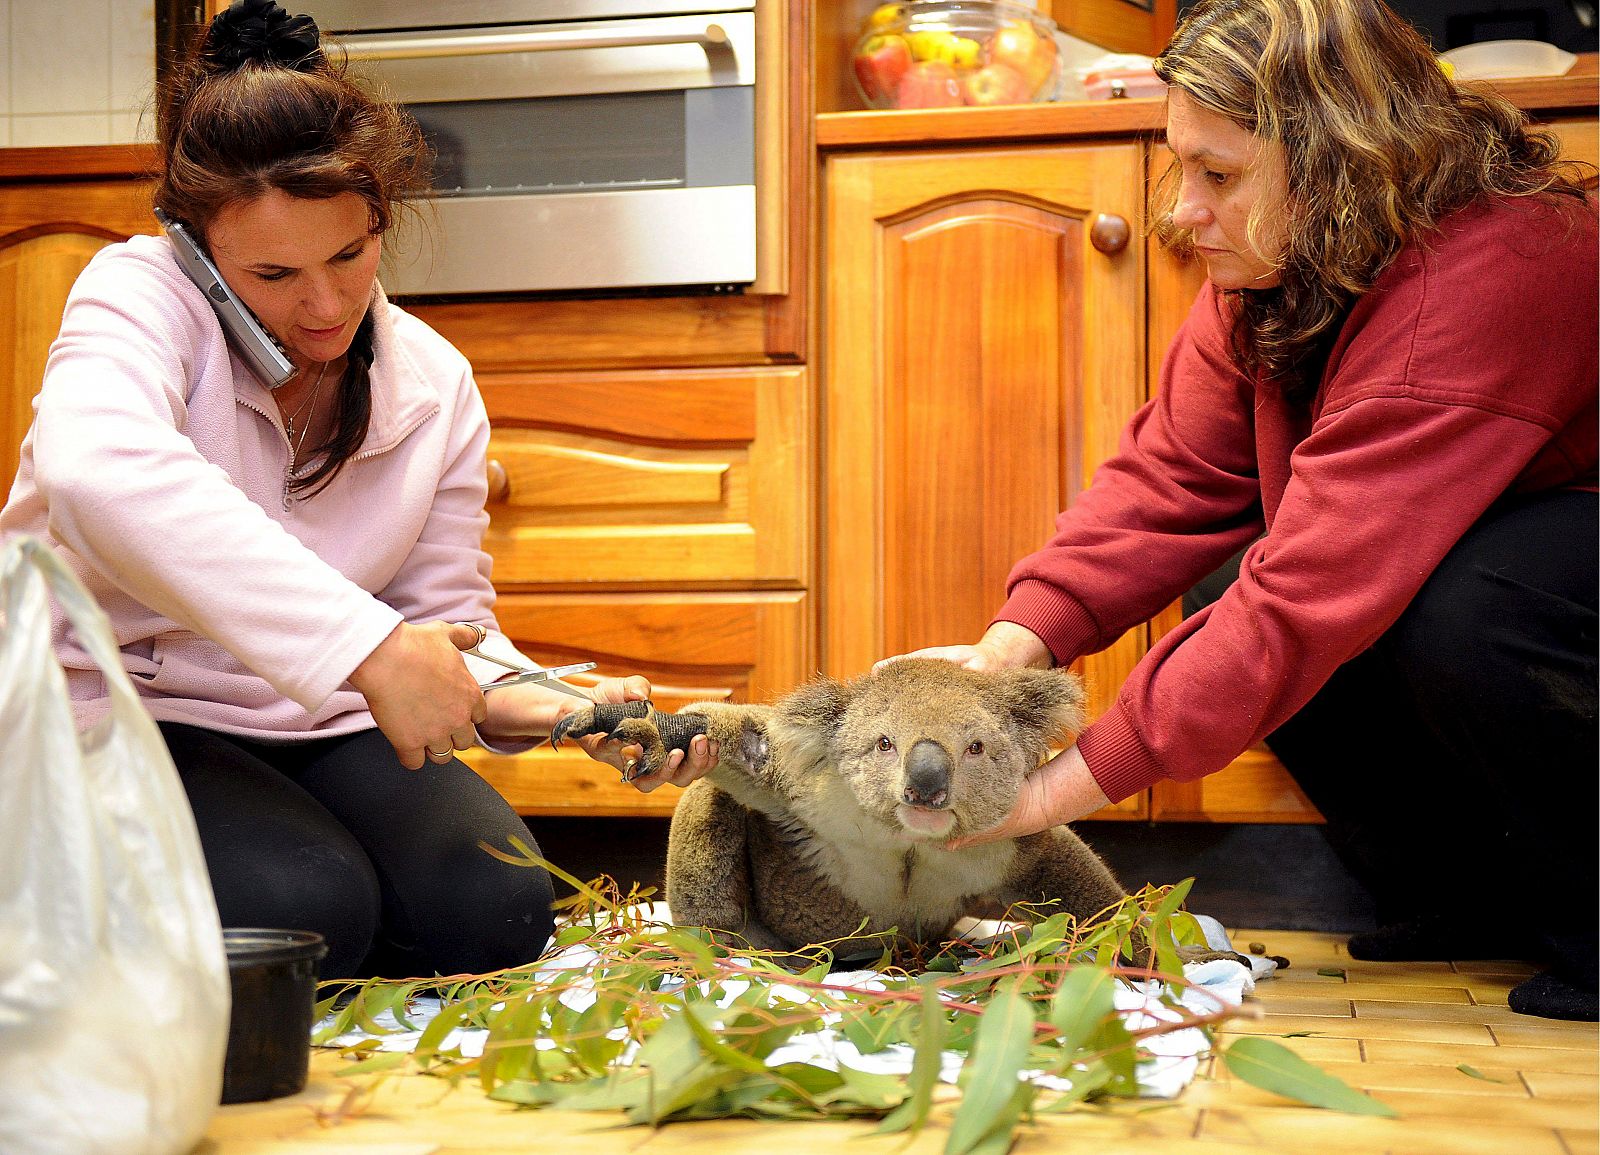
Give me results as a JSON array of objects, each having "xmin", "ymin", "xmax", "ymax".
[{"xmin": 221, "ymin": 928, "xmax": 328, "ymax": 1104}]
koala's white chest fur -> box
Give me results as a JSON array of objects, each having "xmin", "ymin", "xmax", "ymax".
[{"xmin": 792, "ymin": 779, "xmax": 1015, "ymax": 931}]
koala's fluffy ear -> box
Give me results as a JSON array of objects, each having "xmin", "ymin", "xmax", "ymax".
[
  {"xmin": 987, "ymin": 667, "xmax": 1087, "ymax": 752},
  {"xmin": 778, "ymin": 675, "xmax": 852, "ymax": 733}
]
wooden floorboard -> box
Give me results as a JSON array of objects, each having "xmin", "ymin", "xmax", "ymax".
[{"xmin": 197, "ymin": 929, "xmax": 1599, "ymax": 1155}]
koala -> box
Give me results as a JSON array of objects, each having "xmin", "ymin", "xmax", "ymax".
[{"xmin": 552, "ymin": 658, "xmax": 1138, "ymax": 960}]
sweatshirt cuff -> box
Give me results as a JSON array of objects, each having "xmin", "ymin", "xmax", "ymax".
[
  {"xmin": 1076, "ymin": 701, "xmax": 1166, "ymax": 804},
  {"xmin": 994, "ymin": 579, "xmax": 1102, "ymax": 666}
]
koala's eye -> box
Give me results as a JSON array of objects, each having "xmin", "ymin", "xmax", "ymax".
[
  {"xmin": 876, "ymin": 735, "xmax": 894, "ymax": 753},
  {"xmin": 967, "ymin": 740, "xmax": 985, "ymax": 756}
]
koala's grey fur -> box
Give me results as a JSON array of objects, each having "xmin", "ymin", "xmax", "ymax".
[{"xmin": 557, "ymin": 658, "xmax": 1132, "ymax": 958}]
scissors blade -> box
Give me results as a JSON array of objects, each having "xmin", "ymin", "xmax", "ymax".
[{"xmin": 479, "ymin": 662, "xmax": 597, "ymax": 697}]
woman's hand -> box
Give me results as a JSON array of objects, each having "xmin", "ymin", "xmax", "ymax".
[
  {"xmin": 876, "ymin": 621, "xmax": 1055, "ymax": 673},
  {"xmin": 350, "ymin": 621, "xmax": 487, "ymax": 769},
  {"xmin": 943, "ymin": 745, "xmax": 1111, "ymax": 849},
  {"xmin": 481, "ymin": 674, "xmax": 720, "ymax": 790}
]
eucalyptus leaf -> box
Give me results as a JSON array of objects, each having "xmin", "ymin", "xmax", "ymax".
[
  {"xmin": 875, "ymin": 978, "xmax": 948, "ymax": 1137},
  {"xmin": 1048, "ymin": 966, "xmax": 1116, "ymax": 1054},
  {"xmin": 1222, "ymin": 1037, "xmax": 1398, "ymax": 1117},
  {"xmin": 947, "ymin": 982, "xmax": 1036, "ymax": 1155}
]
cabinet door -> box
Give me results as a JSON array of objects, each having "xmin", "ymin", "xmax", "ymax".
[
  {"xmin": 462, "ymin": 590, "xmax": 809, "ymax": 816},
  {"xmin": 479, "ymin": 366, "xmax": 810, "ymax": 588},
  {"xmin": 823, "ymin": 143, "xmax": 1145, "ymax": 818}
]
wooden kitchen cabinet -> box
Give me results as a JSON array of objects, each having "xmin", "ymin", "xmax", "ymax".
[
  {"xmin": 822, "ymin": 141, "xmax": 1148, "ymax": 818},
  {"xmin": 467, "ymin": 363, "xmax": 815, "ymax": 816},
  {"xmin": 478, "ymin": 367, "xmax": 809, "ymax": 589}
]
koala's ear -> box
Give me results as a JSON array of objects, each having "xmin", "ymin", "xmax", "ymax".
[
  {"xmin": 778, "ymin": 675, "xmax": 853, "ymax": 734},
  {"xmin": 988, "ymin": 667, "xmax": 1087, "ymax": 748}
]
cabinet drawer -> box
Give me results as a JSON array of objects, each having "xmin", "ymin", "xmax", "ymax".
[
  {"xmin": 463, "ymin": 589, "xmax": 810, "ymax": 816},
  {"xmin": 478, "ymin": 367, "xmax": 809, "ymax": 588}
]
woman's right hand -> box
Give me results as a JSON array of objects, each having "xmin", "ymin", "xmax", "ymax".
[
  {"xmin": 875, "ymin": 621, "xmax": 1055, "ymax": 673},
  {"xmin": 349, "ymin": 621, "xmax": 487, "ymax": 769}
]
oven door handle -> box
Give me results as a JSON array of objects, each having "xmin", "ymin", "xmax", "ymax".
[{"xmin": 341, "ymin": 23, "xmax": 737, "ymax": 69}]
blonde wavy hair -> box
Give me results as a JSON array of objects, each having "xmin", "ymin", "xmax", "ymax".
[{"xmin": 1152, "ymin": 0, "xmax": 1591, "ymax": 404}]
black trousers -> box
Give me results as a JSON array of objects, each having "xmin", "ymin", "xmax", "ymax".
[
  {"xmin": 160, "ymin": 722, "xmax": 555, "ymax": 980},
  {"xmin": 1185, "ymin": 490, "xmax": 1598, "ymax": 978}
]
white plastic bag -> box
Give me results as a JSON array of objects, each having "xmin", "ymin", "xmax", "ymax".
[{"xmin": 0, "ymin": 536, "xmax": 230, "ymax": 1155}]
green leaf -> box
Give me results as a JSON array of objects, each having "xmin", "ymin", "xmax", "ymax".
[
  {"xmin": 841, "ymin": 1005, "xmax": 906, "ymax": 1055},
  {"xmin": 1317, "ymin": 968, "xmax": 1347, "ymax": 978},
  {"xmin": 1047, "ymin": 966, "xmax": 1116, "ymax": 1055},
  {"xmin": 1457, "ymin": 1064, "xmax": 1510, "ymax": 1084},
  {"xmin": 876, "ymin": 978, "xmax": 949, "ymax": 1137},
  {"xmin": 1034, "ymin": 1060, "xmax": 1115, "ymax": 1112},
  {"xmin": 831, "ymin": 1063, "xmax": 911, "ymax": 1110},
  {"xmin": 947, "ymin": 982, "xmax": 1036, "ymax": 1155},
  {"xmin": 963, "ymin": 1080, "xmax": 1035, "ymax": 1155},
  {"xmin": 1222, "ymin": 1037, "xmax": 1398, "ymax": 1117},
  {"xmin": 332, "ymin": 1049, "xmax": 410, "ymax": 1077}
]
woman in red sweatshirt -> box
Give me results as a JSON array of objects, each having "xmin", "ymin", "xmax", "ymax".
[{"xmin": 916, "ymin": 0, "xmax": 1597, "ymax": 1019}]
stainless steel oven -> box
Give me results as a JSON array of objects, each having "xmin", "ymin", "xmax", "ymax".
[{"xmin": 309, "ymin": 1, "xmax": 757, "ymax": 295}]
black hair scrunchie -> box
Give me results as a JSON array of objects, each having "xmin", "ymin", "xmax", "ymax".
[{"xmin": 203, "ymin": 0, "xmax": 321, "ymax": 72}]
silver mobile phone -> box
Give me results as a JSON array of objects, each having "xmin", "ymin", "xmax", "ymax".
[{"xmin": 153, "ymin": 207, "xmax": 297, "ymax": 390}]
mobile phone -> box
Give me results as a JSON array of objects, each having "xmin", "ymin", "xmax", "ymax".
[{"xmin": 153, "ymin": 207, "xmax": 297, "ymax": 390}]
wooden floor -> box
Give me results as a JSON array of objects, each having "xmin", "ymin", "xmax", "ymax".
[{"xmin": 198, "ymin": 929, "xmax": 1599, "ymax": 1155}]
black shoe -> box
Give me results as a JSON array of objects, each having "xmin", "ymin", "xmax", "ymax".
[
  {"xmin": 1346, "ymin": 915, "xmax": 1525, "ymax": 963},
  {"xmin": 1508, "ymin": 971, "xmax": 1599, "ymax": 1021}
]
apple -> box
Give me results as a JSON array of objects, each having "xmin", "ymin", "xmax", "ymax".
[
  {"xmin": 894, "ymin": 60, "xmax": 963, "ymax": 109},
  {"xmin": 853, "ymin": 33, "xmax": 912, "ymax": 104},
  {"xmin": 960, "ymin": 61, "xmax": 1031, "ymax": 107},
  {"xmin": 988, "ymin": 20, "xmax": 1058, "ymax": 96}
]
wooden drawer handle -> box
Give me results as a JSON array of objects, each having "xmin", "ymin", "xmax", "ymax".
[
  {"xmin": 1090, "ymin": 212, "xmax": 1131, "ymax": 255},
  {"xmin": 486, "ymin": 458, "xmax": 510, "ymax": 504}
]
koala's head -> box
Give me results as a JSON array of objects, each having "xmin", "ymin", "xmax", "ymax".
[{"xmin": 784, "ymin": 659, "xmax": 1086, "ymax": 842}]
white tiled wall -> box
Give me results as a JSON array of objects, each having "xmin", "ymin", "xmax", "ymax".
[{"xmin": 2, "ymin": 0, "xmax": 156, "ymax": 147}]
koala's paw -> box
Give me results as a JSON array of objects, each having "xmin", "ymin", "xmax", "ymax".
[
  {"xmin": 1176, "ymin": 945, "xmax": 1259, "ymax": 969},
  {"xmin": 551, "ymin": 701, "xmax": 709, "ymax": 782}
]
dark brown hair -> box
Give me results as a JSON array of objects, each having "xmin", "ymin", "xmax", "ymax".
[
  {"xmin": 1152, "ymin": 0, "xmax": 1591, "ymax": 405},
  {"xmin": 154, "ymin": 0, "xmax": 433, "ymax": 495}
]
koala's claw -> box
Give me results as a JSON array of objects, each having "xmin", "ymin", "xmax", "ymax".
[
  {"xmin": 551, "ymin": 701, "xmax": 709, "ymax": 782},
  {"xmin": 551, "ymin": 701, "xmax": 652, "ymax": 750}
]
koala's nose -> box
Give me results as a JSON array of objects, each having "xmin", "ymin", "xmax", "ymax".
[{"xmin": 902, "ymin": 740, "xmax": 951, "ymax": 809}]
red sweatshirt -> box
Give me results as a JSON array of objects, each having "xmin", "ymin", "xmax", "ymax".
[{"xmin": 997, "ymin": 195, "xmax": 1598, "ymax": 803}]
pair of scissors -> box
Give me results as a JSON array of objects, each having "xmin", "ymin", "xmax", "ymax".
[{"xmin": 455, "ymin": 622, "xmax": 595, "ymax": 698}]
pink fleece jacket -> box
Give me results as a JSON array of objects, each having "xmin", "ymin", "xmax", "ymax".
[
  {"xmin": 1, "ymin": 233, "xmax": 533, "ymax": 741},
  {"xmin": 996, "ymin": 195, "xmax": 1598, "ymax": 803}
]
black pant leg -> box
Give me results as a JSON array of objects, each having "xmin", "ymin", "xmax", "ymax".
[
  {"xmin": 288, "ymin": 729, "xmax": 555, "ymax": 978},
  {"xmin": 159, "ymin": 722, "xmax": 382, "ymax": 980},
  {"xmin": 1382, "ymin": 490, "xmax": 1598, "ymax": 980}
]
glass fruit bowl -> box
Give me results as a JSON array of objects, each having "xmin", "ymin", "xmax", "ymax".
[{"xmin": 851, "ymin": 1, "xmax": 1062, "ymax": 110}]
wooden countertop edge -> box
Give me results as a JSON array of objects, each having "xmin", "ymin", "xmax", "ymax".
[
  {"xmin": 818, "ymin": 66, "xmax": 1599, "ymax": 150},
  {"xmin": 1, "ymin": 67, "xmax": 1591, "ymax": 176},
  {"xmin": 0, "ymin": 142, "xmax": 158, "ymax": 182}
]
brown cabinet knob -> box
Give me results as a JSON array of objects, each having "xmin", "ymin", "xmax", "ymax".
[
  {"xmin": 486, "ymin": 458, "xmax": 510, "ymax": 503},
  {"xmin": 1090, "ymin": 213, "xmax": 1131, "ymax": 255}
]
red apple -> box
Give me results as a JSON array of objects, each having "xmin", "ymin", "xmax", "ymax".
[
  {"xmin": 853, "ymin": 33, "xmax": 913, "ymax": 105},
  {"xmin": 895, "ymin": 60, "xmax": 963, "ymax": 109},
  {"xmin": 960, "ymin": 61, "xmax": 1031, "ymax": 107},
  {"xmin": 989, "ymin": 21, "xmax": 1058, "ymax": 96}
]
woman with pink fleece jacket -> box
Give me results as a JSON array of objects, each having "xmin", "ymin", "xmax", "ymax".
[{"xmin": 0, "ymin": 0, "xmax": 713, "ymax": 979}]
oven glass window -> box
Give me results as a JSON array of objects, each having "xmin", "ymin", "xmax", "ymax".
[{"xmin": 408, "ymin": 87, "xmax": 752, "ymax": 197}]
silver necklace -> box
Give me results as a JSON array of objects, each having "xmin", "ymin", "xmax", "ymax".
[
  {"xmin": 282, "ymin": 361, "xmax": 329, "ymax": 448},
  {"xmin": 280, "ymin": 361, "xmax": 330, "ymax": 508}
]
